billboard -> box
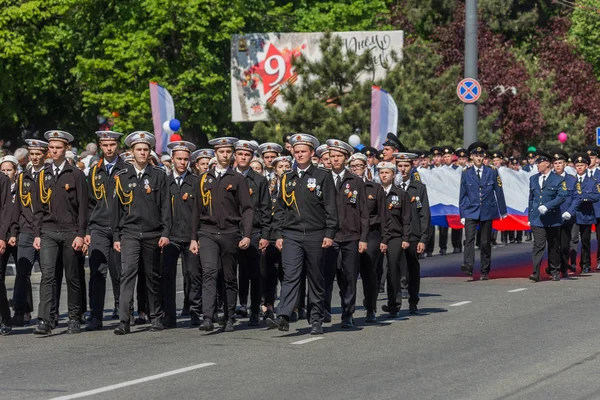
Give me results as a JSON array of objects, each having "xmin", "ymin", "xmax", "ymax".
[{"xmin": 231, "ymin": 31, "xmax": 404, "ymax": 122}]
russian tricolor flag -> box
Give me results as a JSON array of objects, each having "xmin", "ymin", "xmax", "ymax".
[
  {"xmin": 370, "ymin": 86, "xmax": 398, "ymax": 149},
  {"xmin": 149, "ymin": 82, "xmax": 175, "ymax": 154}
]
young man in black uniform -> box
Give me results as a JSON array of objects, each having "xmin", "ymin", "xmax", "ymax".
[
  {"xmin": 234, "ymin": 140, "xmax": 271, "ymax": 326},
  {"xmin": 190, "ymin": 137, "xmax": 254, "ymax": 333},
  {"xmin": 113, "ymin": 131, "xmax": 172, "ymax": 335},
  {"xmin": 13, "ymin": 139, "xmax": 47, "ymax": 326},
  {"xmin": 348, "ymin": 152, "xmax": 385, "ymax": 322},
  {"xmin": 85, "ymin": 130, "xmax": 125, "ymax": 331},
  {"xmin": 0, "ymin": 161, "xmax": 15, "ymax": 334},
  {"xmin": 323, "ymin": 139, "xmax": 368, "ymax": 329},
  {"xmin": 395, "ymin": 153, "xmax": 431, "ymax": 314},
  {"xmin": 32, "ymin": 130, "xmax": 88, "ymax": 334},
  {"xmin": 267, "ymin": 133, "xmax": 338, "ymax": 335},
  {"xmin": 378, "ymin": 161, "xmax": 411, "ymax": 318}
]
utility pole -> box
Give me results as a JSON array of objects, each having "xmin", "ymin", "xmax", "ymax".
[{"xmin": 464, "ymin": 0, "xmax": 478, "ymax": 147}]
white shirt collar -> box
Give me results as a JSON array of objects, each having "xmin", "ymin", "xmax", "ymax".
[
  {"xmin": 173, "ymin": 170, "xmax": 187, "ymax": 180},
  {"xmin": 383, "ymin": 184, "xmax": 392, "ymax": 195},
  {"xmin": 52, "ymin": 160, "xmax": 67, "ymax": 175},
  {"xmin": 401, "ymin": 178, "xmax": 410, "ymax": 188},
  {"xmin": 236, "ymin": 167, "xmax": 250, "ymax": 176},
  {"xmin": 134, "ymin": 164, "xmax": 147, "ymax": 176},
  {"xmin": 332, "ymin": 169, "xmax": 345, "ymax": 181}
]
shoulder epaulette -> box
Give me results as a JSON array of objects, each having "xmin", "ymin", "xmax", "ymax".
[
  {"xmin": 153, "ymin": 166, "xmax": 167, "ymax": 174},
  {"xmin": 317, "ymin": 166, "xmax": 330, "ymax": 173},
  {"xmin": 114, "ymin": 168, "xmax": 128, "ymax": 176}
]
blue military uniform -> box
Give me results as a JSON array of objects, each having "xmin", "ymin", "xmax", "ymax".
[
  {"xmin": 459, "ymin": 142, "xmax": 507, "ymax": 278},
  {"xmin": 528, "ymin": 152, "xmax": 567, "ymax": 282}
]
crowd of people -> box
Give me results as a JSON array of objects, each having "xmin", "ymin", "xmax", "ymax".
[{"xmin": 0, "ymin": 129, "xmax": 596, "ymax": 337}]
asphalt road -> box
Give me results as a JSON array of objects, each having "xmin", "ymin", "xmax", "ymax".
[{"xmin": 1, "ymin": 239, "xmax": 600, "ymax": 400}]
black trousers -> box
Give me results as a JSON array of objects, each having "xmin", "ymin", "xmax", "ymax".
[
  {"xmin": 198, "ymin": 232, "xmax": 239, "ymax": 321},
  {"xmin": 119, "ymin": 235, "xmax": 162, "ymax": 323},
  {"xmin": 238, "ymin": 231, "xmax": 262, "ymax": 314},
  {"xmin": 88, "ymin": 227, "xmax": 121, "ymax": 320},
  {"xmin": 438, "ymin": 227, "xmax": 448, "ymax": 251},
  {"xmin": 451, "ymin": 228, "xmax": 463, "ymax": 250},
  {"xmin": 279, "ymin": 232, "xmax": 325, "ymax": 323},
  {"xmin": 570, "ymin": 224, "xmax": 580, "ymax": 266},
  {"xmin": 360, "ymin": 230, "xmax": 381, "ymax": 313},
  {"xmin": 0, "ymin": 245, "xmax": 15, "ymax": 325},
  {"xmin": 532, "ymin": 226, "xmax": 560, "ymax": 275},
  {"xmin": 401, "ymin": 241, "xmax": 421, "ymax": 306},
  {"xmin": 559, "ymin": 222, "xmax": 574, "ymax": 273},
  {"xmin": 577, "ymin": 224, "xmax": 592, "ymax": 270},
  {"xmin": 53, "ymin": 251, "xmax": 87, "ymax": 319},
  {"xmin": 38, "ymin": 231, "xmax": 82, "ymax": 321},
  {"xmin": 385, "ymin": 237, "xmax": 405, "ymax": 312},
  {"xmin": 262, "ymin": 244, "xmax": 281, "ymax": 306},
  {"xmin": 464, "ymin": 219, "xmax": 493, "ymax": 273},
  {"xmin": 425, "ymin": 226, "xmax": 435, "ymax": 254},
  {"xmin": 162, "ymin": 240, "xmax": 202, "ymax": 319},
  {"xmin": 324, "ymin": 239, "xmax": 359, "ymax": 318},
  {"xmin": 14, "ymin": 232, "xmax": 36, "ymax": 314}
]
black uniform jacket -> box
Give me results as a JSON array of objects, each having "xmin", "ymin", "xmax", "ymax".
[
  {"xmin": 87, "ymin": 157, "xmax": 126, "ymax": 234},
  {"xmin": 365, "ymin": 179, "xmax": 386, "ymax": 233},
  {"xmin": 244, "ymin": 168, "xmax": 271, "ymax": 240},
  {"xmin": 168, "ymin": 171, "xmax": 199, "ymax": 243},
  {"xmin": 33, "ymin": 162, "xmax": 89, "ymax": 238},
  {"xmin": 332, "ymin": 170, "xmax": 369, "ymax": 243},
  {"xmin": 16, "ymin": 168, "xmax": 40, "ymax": 234},
  {"xmin": 382, "ymin": 186, "xmax": 411, "ymax": 244},
  {"xmin": 402, "ymin": 180, "xmax": 431, "ymax": 243},
  {"xmin": 191, "ymin": 167, "xmax": 254, "ymax": 240},
  {"xmin": 113, "ymin": 164, "xmax": 171, "ymax": 241},
  {"xmin": 274, "ymin": 165, "xmax": 339, "ymax": 240}
]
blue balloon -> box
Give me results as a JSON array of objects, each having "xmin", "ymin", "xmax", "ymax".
[
  {"xmin": 355, "ymin": 143, "xmax": 365, "ymax": 151},
  {"xmin": 169, "ymin": 119, "xmax": 181, "ymax": 132}
]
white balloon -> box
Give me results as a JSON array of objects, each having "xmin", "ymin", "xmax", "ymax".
[
  {"xmin": 348, "ymin": 134, "xmax": 361, "ymax": 147},
  {"xmin": 162, "ymin": 120, "xmax": 174, "ymax": 134}
]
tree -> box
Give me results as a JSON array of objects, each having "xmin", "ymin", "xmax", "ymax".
[{"xmin": 569, "ymin": 0, "xmax": 600, "ymax": 77}]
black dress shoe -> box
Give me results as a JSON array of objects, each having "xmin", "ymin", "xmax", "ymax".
[
  {"xmin": 224, "ymin": 320, "xmax": 235, "ymax": 332},
  {"xmin": 461, "ymin": 264, "xmax": 473, "ymax": 276},
  {"xmin": 439, "ymin": 249, "xmax": 447, "ymax": 255},
  {"xmin": 552, "ymin": 272, "xmax": 560, "ymax": 281},
  {"xmin": 365, "ymin": 311, "xmax": 376, "ymax": 323},
  {"xmin": 528, "ymin": 274, "xmax": 540, "ymax": 282},
  {"xmin": 409, "ymin": 304, "xmax": 419, "ymax": 315},
  {"xmin": 290, "ymin": 310, "xmax": 299, "ymax": 322},
  {"xmin": 310, "ymin": 321, "xmax": 323, "ymax": 335},
  {"xmin": 163, "ymin": 316, "xmax": 177, "ymax": 329},
  {"xmin": 248, "ymin": 313, "xmax": 260, "ymax": 326},
  {"xmin": 0, "ymin": 323, "xmax": 12, "ymax": 336},
  {"xmin": 114, "ymin": 322, "xmax": 130, "ymax": 335},
  {"xmin": 235, "ymin": 306, "xmax": 248, "ymax": 318},
  {"xmin": 480, "ymin": 273, "xmax": 489, "ymax": 281},
  {"xmin": 198, "ymin": 319, "xmax": 214, "ymax": 332},
  {"xmin": 323, "ymin": 311, "xmax": 332, "ymax": 323},
  {"xmin": 67, "ymin": 319, "xmax": 81, "ymax": 334},
  {"xmin": 11, "ymin": 313, "xmax": 25, "ymax": 327},
  {"xmin": 190, "ymin": 314, "xmax": 201, "ymax": 327},
  {"xmin": 34, "ymin": 320, "xmax": 51, "ymax": 335},
  {"xmin": 263, "ymin": 309, "xmax": 275, "ymax": 321},
  {"xmin": 340, "ymin": 317, "xmax": 354, "ymax": 329},
  {"xmin": 266, "ymin": 316, "xmax": 289, "ymax": 331},
  {"xmin": 134, "ymin": 316, "xmax": 147, "ymax": 325},
  {"xmin": 85, "ymin": 318, "xmax": 103, "ymax": 331},
  {"xmin": 297, "ymin": 308, "xmax": 307, "ymax": 320},
  {"xmin": 381, "ymin": 305, "xmax": 390, "ymax": 313},
  {"xmin": 150, "ymin": 319, "xmax": 164, "ymax": 332}
]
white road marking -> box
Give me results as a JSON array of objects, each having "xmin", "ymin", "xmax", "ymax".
[
  {"xmin": 380, "ymin": 317, "xmax": 409, "ymax": 323},
  {"xmin": 508, "ymin": 288, "xmax": 528, "ymax": 293},
  {"xmin": 449, "ymin": 301, "xmax": 472, "ymax": 307},
  {"xmin": 291, "ymin": 337, "xmax": 324, "ymax": 345},
  {"xmin": 176, "ymin": 290, "xmax": 184, "ymax": 294},
  {"xmin": 49, "ymin": 363, "xmax": 216, "ymax": 400}
]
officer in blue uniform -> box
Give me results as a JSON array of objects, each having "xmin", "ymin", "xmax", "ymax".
[
  {"xmin": 584, "ymin": 146, "xmax": 600, "ymax": 270},
  {"xmin": 522, "ymin": 150, "xmax": 537, "ymax": 173},
  {"xmin": 528, "ymin": 150, "xmax": 568, "ymax": 282},
  {"xmin": 566, "ymin": 152, "xmax": 600, "ymax": 273},
  {"xmin": 550, "ymin": 149, "xmax": 577, "ymax": 278},
  {"xmin": 459, "ymin": 142, "xmax": 507, "ymax": 280}
]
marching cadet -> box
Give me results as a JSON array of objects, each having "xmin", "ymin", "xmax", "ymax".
[
  {"xmin": 0, "ymin": 156, "xmax": 17, "ymax": 335},
  {"xmin": 13, "ymin": 139, "xmax": 47, "ymax": 327},
  {"xmin": 191, "ymin": 149, "xmax": 214, "ymax": 175},
  {"xmin": 112, "ymin": 131, "xmax": 172, "ymax": 335},
  {"xmin": 263, "ymin": 155, "xmax": 292, "ymax": 321},
  {"xmin": 258, "ymin": 142, "xmax": 283, "ymax": 181},
  {"xmin": 348, "ymin": 152, "xmax": 384, "ymax": 322},
  {"xmin": 459, "ymin": 142, "xmax": 508, "ymax": 280},
  {"xmin": 234, "ymin": 140, "xmax": 271, "ymax": 326},
  {"xmin": 322, "ymin": 139, "xmax": 368, "ymax": 329},
  {"xmin": 190, "ymin": 137, "xmax": 253, "ymax": 333},
  {"xmin": 32, "ymin": 130, "xmax": 88, "ymax": 334},
  {"xmin": 162, "ymin": 140, "xmax": 202, "ymax": 327},
  {"xmin": 267, "ymin": 133, "xmax": 338, "ymax": 335},
  {"xmin": 456, "ymin": 148, "xmax": 469, "ymax": 170},
  {"xmin": 84, "ymin": 131, "xmax": 125, "ymax": 331},
  {"xmin": 378, "ymin": 161, "xmax": 410, "ymax": 318},
  {"xmin": 381, "ymin": 133, "xmax": 402, "ymax": 163},
  {"xmin": 550, "ymin": 149, "xmax": 577, "ymax": 278},
  {"xmin": 522, "ymin": 150, "xmax": 537, "ymax": 172},
  {"xmin": 316, "ymin": 144, "xmax": 331, "ymax": 170},
  {"xmin": 527, "ymin": 150, "xmax": 567, "ymax": 282},
  {"xmin": 585, "ymin": 146, "xmax": 600, "ymax": 270},
  {"xmin": 566, "ymin": 153, "xmax": 600, "ymax": 273},
  {"xmin": 395, "ymin": 152, "xmax": 431, "ymax": 314}
]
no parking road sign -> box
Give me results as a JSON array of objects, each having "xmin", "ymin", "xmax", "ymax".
[{"xmin": 457, "ymin": 78, "xmax": 481, "ymax": 104}]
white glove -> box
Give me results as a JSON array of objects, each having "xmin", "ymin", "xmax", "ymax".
[
  {"xmin": 460, "ymin": 218, "xmax": 465, "ymax": 225},
  {"xmin": 538, "ymin": 205, "xmax": 548, "ymax": 215},
  {"xmin": 500, "ymin": 214, "xmax": 507, "ymax": 220},
  {"xmin": 562, "ymin": 212, "xmax": 571, "ymax": 220}
]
